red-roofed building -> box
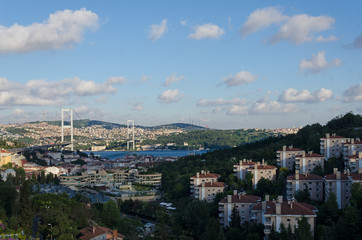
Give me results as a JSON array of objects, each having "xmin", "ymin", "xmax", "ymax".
[
  {"xmin": 320, "ymin": 133, "xmax": 349, "ymax": 159},
  {"xmin": 190, "ymin": 170, "xmax": 220, "ymax": 197},
  {"xmin": 234, "ymin": 159, "xmax": 277, "ymax": 189},
  {"xmin": 295, "ymin": 152, "xmax": 324, "ymax": 174},
  {"xmin": 194, "ymin": 181, "xmax": 225, "ymax": 202},
  {"xmin": 218, "ymin": 190, "xmax": 261, "ymax": 227},
  {"xmin": 287, "ymin": 170, "xmax": 324, "ymax": 201},
  {"xmin": 277, "ymin": 146, "xmax": 305, "ymax": 170},
  {"xmin": 344, "ymin": 152, "xmax": 362, "ymax": 173},
  {"xmin": 79, "ymin": 226, "xmax": 123, "ymax": 240},
  {"xmin": 251, "ymin": 195, "xmax": 317, "ymax": 237},
  {"xmin": 343, "ymin": 138, "xmax": 362, "ymax": 157}
]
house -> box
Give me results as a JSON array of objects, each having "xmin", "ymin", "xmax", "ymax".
[
  {"xmin": 251, "ymin": 195, "xmax": 317, "ymax": 237},
  {"xmin": 79, "ymin": 226, "xmax": 123, "ymax": 240},
  {"xmin": 286, "ymin": 170, "xmax": 324, "ymax": 201},
  {"xmin": 218, "ymin": 190, "xmax": 261, "ymax": 227}
]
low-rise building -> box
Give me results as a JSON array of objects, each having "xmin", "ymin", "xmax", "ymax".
[
  {"xmin": 286, "ymin": 170, "xmax": 324, "ymax": 202},
  {"xmin": 344, "ymin": 152, "xmax": 362, "ymax": 173},
  {"xmin": 277, "ymin": 146, "xmax": 305, "ymax": 170},
  {"xmin": 79, "ymin": 226, "xmax": 123, "ymax": 240},
  {"xmin": 194, "ymin": 181, "xmax": 225, "ymax": 202},
  {"xmin": 251, "ymin": 195, "xmax": 318, "ymax": 237},
  {"xmin": 295, "ymin": 152, "xmax": 324, "ymax": 174},
  {"xmin": 218, "ymin": 190, "xmax": 261, "ymax": 227},
  {"xmin": 343, "ymin": 138, "xmax": 362, "ymax": 156}
]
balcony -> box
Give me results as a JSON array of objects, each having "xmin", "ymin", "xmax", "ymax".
[
  {"xmin": 218, "ymin": 207, "xmax": 224, "ymax": 211},
  {"xmin": 219, "ymin": 213, "xmax": 224, "ymax": 217}
]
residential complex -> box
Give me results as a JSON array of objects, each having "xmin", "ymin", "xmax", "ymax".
[
  {"xmin": 320, "ymin": 133, "xmax": 349, "ymax": 159},
  {"xmin": 251, "ymin": 195, "xmax": 318, "ymax": 236},
  {"xmin": 233, "ymin": 159, "xmax": 277, "ymax": 189},
  {"xmin": 276, "ymin": 146, "xmax": 304, "ymax": 170},
  {"xmin": 295, "ymin": 152, "xmax": 324, "ymax": 174},
  {"xmin": 219, "ymin": 190, "xmax": 261, "ymax": 227},
  {"xmin": 286, "ymin": 170, "xmax": 324, "ymax": 202},
  {"xmin": 190, "ymin": 170, "xmax": 220, "ymax": 198},
  {"xmin": 194, "ymin": 181, "xmax": 225, "ymax": 203}
]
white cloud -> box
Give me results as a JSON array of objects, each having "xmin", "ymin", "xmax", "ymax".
[
  {"xmin": 189, "ymin": 23, "xmax": 225, "ymax": 39},
  {"xmin": 0, "ymin": 76, "xmax": 125, "ymax": 107},
  {"xmin": 157, "ymin": 89, "xmax": 182, "ymax": 103},
  {"xmin": 164, "ymin": 73, "xmax": 184, "ymax": 87},
  {"xmin": 12, "ymin": 108, "xmax": 25, "ymax": 116},
  {"xmin": 0, "ymin": 8, "xmax": 98, "ymax": 54},
  {"xmin": 316, "ymin": 35, "xmax": 337, "ymax": 42},
  {"xmin": 226, "ymin": 105, "xmax": 249, "ymax": 115},
  {"xmin": 240, "ymin": 7, "xmax": 287, "ymax": 36},
  {"xmin": 256, "ymin": 91, "xmax": 272, "ymax": 103},
  {"xmin": 270, "ymin": 14, "xmax": 334, "ymax": 44},
  {"xmin": 180, "ymin": 20, "xmax": 187, "ymax": 26},
  {"xmin": 346, "ymin": 32, "xmax": 362, "ymax": 49},
  {"xmin": 106, "ymin": 76, "xmax": 127, "ymax": 85},
  {"xmin": 241, "ymin": 7, "xmax": 335, "ymax": 44},
  {"xmin": 141, "ymin": 75, "xmax": 151, "ymax": 83},
  {"xmin": 299, "ymin": 51, "xmax": 342, "ymax": 74},
  {"xmin": 279, "ymin": 88, "xmax": 333, "ymax": 103},
  {"xmin": 197, "ymin": 98, "xmax": 246, "ymax": 107},
  {"xmin": 228, "ymin": 17, "xmax": 232, "ymax": 30},
  {"xmin": 251, "ymin": 101, "xmax": 299, "ymax": 114},
  {"xmin": 148, "ymin": 19, "xmax": 168, "ymax": 41},
  {"xmin": 222, "ymin": 71, "xmax": 256, "ymax": 87},
  {"xmin": 342, "ymin": 83, "xmax": 362, "ymax": 102}
]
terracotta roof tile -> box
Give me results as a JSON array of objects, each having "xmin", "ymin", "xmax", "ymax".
[
  {"xmin": 278, "ymin": 148, "xmax": 304, "ymax": 152},
  {"xmin": 252, "ymin": 201, "xmax": 317, "ymax": 216},
  {"xmin": 325, "ymin": 173, "xmax": 350, "ymax": 181},
  {"xmin": 197, "ymin": 181, "xmax": 225, "ymax": 188},
  {"xmin": 79, "ymin": 226, "xmax": 123, "ymax": 240},
  {"xmin": 191, "ymin": 173, "xmax": 220, "ymax": 179},
  {"xmin": 349, "ymin": 173, "xmax": 362, "ymax": 181}
]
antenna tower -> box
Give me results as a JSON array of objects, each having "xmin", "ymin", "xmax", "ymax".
[
  {"xmin": 61, "ymin": 108, "xmax": 74, "ymax": 151},
  {"xmin": 127, "ymin": 120, "xmax": 135, "ymax": 150}
]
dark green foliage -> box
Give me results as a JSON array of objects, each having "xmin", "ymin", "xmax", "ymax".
[
  {"xmin": 229, "ymin": 207, "xmax": 241, "ymax": 228},
  {"xmin": 295, "ymin": 188, "xmax": 312, "ymax": 204},
  {"xmin": 294, "ymin": 217, "xmax": 311, "ymax": 240},
  {"xmin": 0, "ymin": 181, "xmax": 17, "ymax": 217}
]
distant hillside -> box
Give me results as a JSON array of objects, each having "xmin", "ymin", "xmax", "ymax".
[{"xmin": 30, "ymin": 120, "xmax": 205, "ymax": 131}]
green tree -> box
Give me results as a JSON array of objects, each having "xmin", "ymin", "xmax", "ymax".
[
  {"xmin": 229, "ymin": 206, "xmax": 241, "ymax": 228},
  {"xmin": 294, "ymin": 217, "xmax": 311, "ymax": 240}
]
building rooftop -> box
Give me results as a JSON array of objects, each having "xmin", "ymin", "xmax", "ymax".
[
  {"xmin": 287, "ymin": 173, "xmax": 323, "ymax": 181},
  {"xmin": 79, "ymin": 226, "xmax": 123, "ymax": 240},
  {"xmin": 324, "ymin": 173, "xmax": 350, "ymax": 181},
  {"xmin": 197, "ymin": 182, "xmax": 225, "ymax": 188},
  {"xmin": 252, "ymin": 201, "xmax": 317, "ymax": 216},
  {"xmin": 191, "ymin": 172, "xmax": 220, "ymax": 179}
]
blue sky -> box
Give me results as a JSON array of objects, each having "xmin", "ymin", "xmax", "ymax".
[{"xmin": 0, "ymin": 0, "xmax": 361, "ymax": 129}]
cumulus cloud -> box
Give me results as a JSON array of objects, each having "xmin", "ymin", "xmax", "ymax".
[
  {"xmin": 157, "ymin": 89, "xmax": 182, "ymax": 103},
  {"xmin": 299, "ymin": 51, "xmax": 342, "ymax": 74},
  {"xmin": 251, "ymin": 101, "xmax": 299, "ymax": 114},
  {"xmin": 241, "ymin": 7, "xmax": 335, "ymax": 44},
  {"xmin": 221, "ymin": 71, "xmax": 256, "ymax": 87},
  {"xmin": 106, "ymin": 76, "xmax": 127, "ymax": 85},
  {"xmin": 164, "ymin": 73, "xmax": 184, "ymax": 87},
  {"xmin": 141, "ymin": 75, "xmax": 151, "ymax": 83},
  {"xmin": 148, "ymin": 19, "xmax": 168, "ymax": 41},
  {"xmin": 0, "ymin": 8, "xmax": 98, "ymax": 54},
  {"xmin": 240, "ymin": 7, "xmax": 287, "ymax": 36},
  {"xmin": 197, "ymin": 98, "xmax": 246, "ymax": 107},
  {"xmin": 316, "ymin": 35, "xmax": 337, "ymax": 42},
  {"xmin": 226, "ymin": 105, "xmax": 249, "ymax": 115},
  {"xmin": 180, "ymin": 20, "xmax": 187, "ymax": 26},
  {"xmin": 342, "ymin": 83, "xmax": 362, "ymax": 102},
  {"xmin": 12, "ymin": 108, "xmax": 25, "ymax": 116},
  {"xmin": 346, "ymin": 32, "xmax": 362, "ymax": 49},
  {"xmin": 279, "ymin": 88, "xmax": 333, "ymax": 103},
  {"xmin": 189, "ymin": 23, "xmax": 225, "ymax": 39},
  {"xmin": 0, "ymin": 76, "xmax": 126, "ymax": 107}
]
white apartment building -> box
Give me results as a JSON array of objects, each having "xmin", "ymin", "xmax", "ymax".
[
  {"xmin": 276, "ymin": 146, "xmax": 305, "ymax": 170},
  {"xmin": 320, "ymin": 133, "xmax": 349, "ymax": 159},
  {"xmin": 295, "ymin": 152, "xmax": 324, "ymax": 174},
  {"xmin": 194, "ymin": 181, "xmax": 225, "ymax": 202},
  {"xmin": 190, "ymin": 170, "xmax": 220, "ymax": 197}
]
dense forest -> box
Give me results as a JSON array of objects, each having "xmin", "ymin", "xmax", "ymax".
[{"xmin": 141, "ymin": 129, "xmax": 278, "ymax": 149}]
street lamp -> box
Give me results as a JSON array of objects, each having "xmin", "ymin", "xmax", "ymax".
[{"xmin": 48, "ymin": 223, "xmax": 53, "ymax": 240}]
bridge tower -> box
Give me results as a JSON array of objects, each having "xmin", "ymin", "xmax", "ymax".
[
  {"xmin": 127, "ymin": 120, "xmax": 135, "ymax": 150},
  {"xmin": 61, "ymin": 108, "xmax": 74, "ymax": 151}
]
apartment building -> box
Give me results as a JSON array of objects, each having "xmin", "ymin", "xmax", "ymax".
[
  {"xmin": 324, "ymin": 168, "xmax": 351, "ymax": 209},
  {"xmin": 218, "ymin": 190, "xmax": 261, "ymax": 227},
  {"xmin": 60, "ymin": 169, "xmax": 162, "ymax": 189},
  {"xmin": 343, "ymin": 138, "xmax": 362, "ymax": 156},
  {"xmin": 190, "ymin": 170, "xmax": 220, "ymax": 197},
  {"xmin": 0, "ymin": 150, "xmax": 12, "ymax": 166},
  {"xmin": 286, "ymin": 170, "xmax": 323, "ymax": 202},
  {"xmin": 277, "ymin": 146, "xmax": 305, "ymax": 170},
  {"xmin": 194, "ymin": 181, "xmax": 225, "ymax": 202},
  {"xmin": 320, "ymin": 133, "xmax": 349, "ymax": 159},
  {"xmin": 251, "ymin": 195, "xmax": 317, "ymax": 236},
  {"xmin": 295, "ymin": 152, "xmax": 324, "ymax": 174},
  {"xmin": 233, "ymin": 159, "xmax": 277, "ymax": 189},
  {"xmin": 344, "ymin": 152, "xmax": 362, "ymax": 173}
]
